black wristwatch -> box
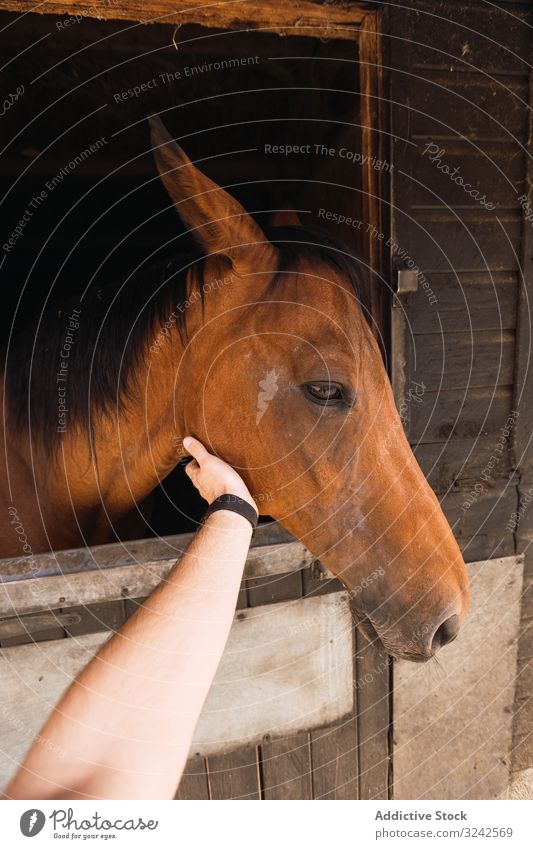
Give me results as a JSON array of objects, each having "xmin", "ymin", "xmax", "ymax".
[{"xmin": 203, "ymin": 494, "xmax": 259, "ymax": 529}]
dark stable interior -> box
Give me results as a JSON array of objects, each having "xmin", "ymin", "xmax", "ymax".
[{"xmin": 0, "ymin": 12, "xmax": 362, "ymax": 537}]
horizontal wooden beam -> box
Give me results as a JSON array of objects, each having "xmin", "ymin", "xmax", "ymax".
[
  {"xmin": 0, "ymin": 610, "xmax": 82, "ymax": 640},
  {"xmin": 0, "ymin": 542, "xmax": 317, "ymax": 616},
  {"xmin": 0, "ymin": 522, "xmax": 292, "ymax": 580},
  {"xmin": 0, "ymin": 529, "xmax": 330, "ymax": 618},
  {"xmin": 0, "ymin": 1, "xmax": 368, "ymax": 39}
]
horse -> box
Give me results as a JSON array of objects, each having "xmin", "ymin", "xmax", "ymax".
[{"xmin": 0, "ymin": 115, "xmax": 469, "ymax": 661}]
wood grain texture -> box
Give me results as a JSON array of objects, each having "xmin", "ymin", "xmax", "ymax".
[
  {"xmin": 408, "ymin": 386, "xmax": 514, "ymax": 444},
  {"xmin": 407, "ymin": 1, "xmax": 531, "ymax": 74},
  {"xmin": 192, "ymin": 594, "xmax": 354, "ymax": 755},
  {"xmin": 0, "ymin": 0, "xmax": 367, "ymax": 38},
  {"xmin": 512, "ymin": 38, "xmax": 533, "ymax": 479},
  {"xmin": 406, "ymin": 273, "xmax": 518, "ymax": 335},
  {"xmin": 260, "ymin": 732, "xmax": 313, "ymax": 799},
  {"xmin": 408, "ymin": 75, "xmax": 528, "ymax": 141},
  {"xmin": 440, "ymin": 484, "xmax": 518, "ymax": 544},
  {"xmin": 207, "ymin": 747, "xmax": 261, "ymax": 799},
  {"xmin": 359, "ymin": 8, "xmax": 389, "ymax": 335},
  {"xmin": 0, "ymin": 593, "xmax": 354, "ymax": 789},
  {"xmin": 0, "ymin": 610, "xmax": 79, "ymax": 641},
  {"xmin": 355, "ymin": 631, "xmax": 391, "ymax": 799},
  {"xmin": 310, "ymin": 713, "xmax": 359, "ymax": 799},
  {"xmin": 414, "ymin": 438, "xmax": 514, "ymax": 495},
  {"xmin": 408, "ymin": 142, "xmax": 525, "ymax": 210},
  {"xmin": 407, "ymin": 329, "xmax": 515, "ymax": 391},
  {"xmin": 0, "ymin": 539, "xmax": 319, "ymax": 617},
  {"xmin": 0, "ymin": 527, "xmax": 302, "ymax": 580},
  {"xmin": 394, "ymin": 555, "xmax": 524, "ymax": 800},
  {"xmin": 250, "ymin": 528, "xmax": 312, "ymax": 800},
  {"xmin": 175, "ymin": 756, "xmax": 210, "ymax": 800}
]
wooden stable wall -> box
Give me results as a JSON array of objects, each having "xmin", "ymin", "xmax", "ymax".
[
  {"xmin": 386, "ymin": 0, "xmax": 533, "ymax": 797},
  {"xmin": 0, "ymin": 0, "xmax": 532, "ymax": 802},
  {"xmin": 0, "ymin": 0, "xmax": 392, "ymax": 801}
]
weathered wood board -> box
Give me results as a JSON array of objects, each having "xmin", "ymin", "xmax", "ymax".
[
  {"xmin": 0, "ymin": 535, "xmax": 323, "ymax": 619},
  {"xmin": 393, "ymin": 555, "xmax": 524, "ymax": 800},
  {"xmin": 0, "ymin": 0, "xmax": 367, "ymax": 38},
  {"xmin": 0, "ymin": 592, "xmax": 353, "ymax": 790}
]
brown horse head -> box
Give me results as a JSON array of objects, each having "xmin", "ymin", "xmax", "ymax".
[{"xmin": 150, "ymin": 116, "xmax": 470, "ymax": 662}]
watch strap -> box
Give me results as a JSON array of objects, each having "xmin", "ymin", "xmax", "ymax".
[{"xmin": 204, "ymin": 494, "xmax": 259, "ymax": 529}]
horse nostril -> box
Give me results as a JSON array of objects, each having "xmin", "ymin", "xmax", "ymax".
[{"xmin": 431, "ymin": 614, "xmax": 461, "ymax": 654}]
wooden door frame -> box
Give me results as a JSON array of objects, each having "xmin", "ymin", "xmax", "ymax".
[
  {"xmin": 0, "ymin": 1, "xmax": 374, "ymax": 39},
  {"xmin": 0, "ymin": 0, "xmax": 393, "ymax": 800}
]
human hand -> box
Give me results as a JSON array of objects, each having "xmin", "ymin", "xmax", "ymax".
[{"xmin": 183, "ymin": 437, "xmax": 258, "ymax": 512}]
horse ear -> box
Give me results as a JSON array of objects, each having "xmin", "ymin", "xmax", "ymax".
[
  {"xmin": 269, "ymin": 210, "xmax": 303, "ymax": 227},
  {"xmin": 149, "ymin": 116, "xmax": 278, "ymax": 277}
]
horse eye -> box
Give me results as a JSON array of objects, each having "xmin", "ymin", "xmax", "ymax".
[{"xmin": 304, "ymin": 381, "xmax": 345, "ymax": 405}]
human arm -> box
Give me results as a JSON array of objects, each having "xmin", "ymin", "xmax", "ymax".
[{"xmin": 6, "ymin": 437, "xmax": 257, "ymax": 800}]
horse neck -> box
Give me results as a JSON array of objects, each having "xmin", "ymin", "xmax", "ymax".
[
  {"xmin": 2, "ymin": 328, "xmax": 187, "ymax": 553},
  {"xmin": 80, "ymin": 328, "xmax": 188, "ymax": 513}
]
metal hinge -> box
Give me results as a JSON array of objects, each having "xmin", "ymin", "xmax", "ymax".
[{"xmin": 397, "ymin": 268, "xmax": 419, "ymax": 294}]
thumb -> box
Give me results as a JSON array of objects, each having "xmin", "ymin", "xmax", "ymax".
[{"xmin": 182, "ymin": 436, "xmax": 209, "ymax": 465}]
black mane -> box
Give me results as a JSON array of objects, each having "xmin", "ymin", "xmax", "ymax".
[{"xmin": 5, "ymin": 225, "xmax": 371, "ymax": 449}]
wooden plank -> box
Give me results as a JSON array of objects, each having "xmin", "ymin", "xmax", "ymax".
[
  {"xmin": 0, "ymin": 540, "xmax": 318, "ymax": 617},
  {"xmin": 247, "ymin": 529, "xmax": 309, "ymax": 799},
  {"xmin": 407, "ymin": 273, "xmax": 517, "ymax": 335},
  {"xmin": 512, "ymin": 42, "xmax": 533, "ymax": 479},
  {"xmin": 62, "ymin": 601, "xmax": 126, "ymax": 637},
  {"xmin": 193, "ymin": 593, "xmax": 354, "ymax": 754},
  {"xmin": 0, "ymin": 0, "xmax": 367, "ymax": 38},
  {"xmin": 440, "ymin": 485, "xmax": 518, "ymax": 543},
  {"xmin": 511, "ymin": 734, "xmax": 533, "ymax": 774},
  {"xmin": 0, "ymin": 611, "xmax": 80, "ymax": 641},
  {"xmin": 511, "ymin": 552, "xmax": 533, "ymax": 780},
  {"xmin": 509, "ymin": 766, "xmax": 533, "ymax": 800},
  {"xmin": 310, "ymin": 717, "xmax": 359, "ymax": 799},
  {"xmin": 409, "ymin": 75, "xmax": 528, "ymax": 141},
  {"xmin": 0, "ymin": 523, "xmax": 295, "ymax": 581},
  {"xmin": 247, "ymin": 571, "xmax": 303, "ymax": 606},
  {"xmin": 408, "ymin": 1, "xmax": 531, "ymax": 74},
  {"xmin": 355, "ymin": 632, "xmax": 391, "ymax": 799},
  {"xmin": 0, "ymin": 593, "xmax": 353, "ymax": 789},
  {"xmin": 439, "ymin": 483, "xmax": 517, "ymax": 562},
  {"xmin": 359, "ymin": 7, "xmax": 389, "ymax": 335},
  {"xmin": 309, "ymin": 611, "xmax": 359, "ymax": 800},
  {"xmin": 207, "ymin": 747, "xmax": 260, "ymax": 800},
  {"xmin": 175, "ymin": 756, "xmax": 209, "ymax": 800},
  {"xmin": 261, "ymin": 732, "xmax": 313, "ymax": 799},
  {"xmin": 414, "ymin": 438, "xmax": 514, "ymax": 494},
  {"xmin": 409, "ymin": 385, "xmax": 513, "ymax": 444},
  {"xmin": 400, "ymin": 214, "xmax": 522, "ymax": 274},
  {"xmin": 407, "ymin": 329, "xmax": 515, "ymax": 391},
  {"xmin": 393, "ymin": 555, "xmax": 524, "ymax": 800},
  {"xmin": 0, "ymin": 622, "xmax": 65, "ymax": 648},
  {"xmin": 458, "ymin": 533, "xmax": 515, "ymax": 564},
  {"xmin": 302, "ymin": 566, "xmax": 343, "ymax": 599},
  {"xmin": 409, "ymin": 142, "xmax": 524, "ymax": 210}
]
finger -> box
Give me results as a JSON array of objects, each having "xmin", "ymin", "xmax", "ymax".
[
  {"xmin": 184, "ymin": 459, "xmax": 200, "ymax": 477},
  {"xmin": 182, "ymin": 436, "xmax": 210, "ymax": 465}
]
